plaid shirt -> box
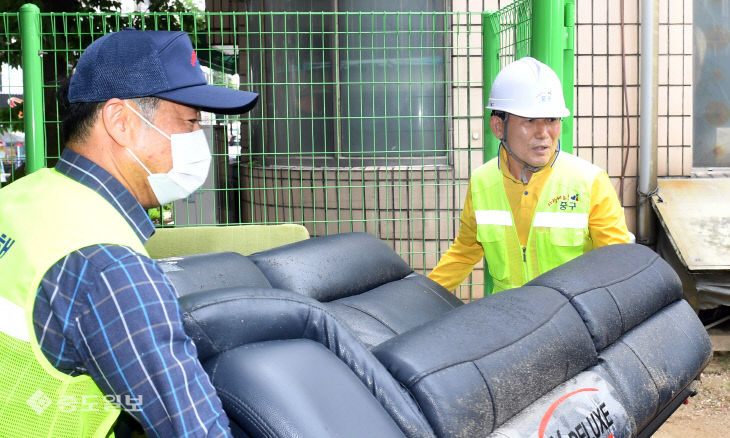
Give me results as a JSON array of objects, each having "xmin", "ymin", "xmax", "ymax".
[{"xmin": 32, "ymin": 149, "xmax": 231, "ymax": 438}]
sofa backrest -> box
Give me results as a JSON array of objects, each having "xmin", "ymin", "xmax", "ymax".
[
  {"xmin": 372, "ymin": 244, "xmax": 703, "ymax": 437},
  {"xmin": 158, "ymin": 251, "xmax": 271, "ymax": 297},
  {"xmin": 248, "ymin": 232, "xmax": 415, "ymax": 302},
  {"xmin": 162, "ymin": 232, "xmax": 462, "ymax": 349},
  {"xmin": 526, "ymin": 243, "xmax": 683, "ymax": 350}
]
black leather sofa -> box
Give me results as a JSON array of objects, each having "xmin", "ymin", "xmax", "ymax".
[{"xmin": 158, "ymin": 232, "xmax": 713, "ymax": 438}]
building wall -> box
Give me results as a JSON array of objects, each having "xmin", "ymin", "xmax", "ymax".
[
  {"xmin": 209, "ymin": 0, "xmax": 694, "ymax": 300},
  {"xmin": 461, "ymin": 0, "xmax": 693, "ymax": 234},
  {"xmin": 574, "ymin": 0, "xmax": 693, "ymax": 233}
]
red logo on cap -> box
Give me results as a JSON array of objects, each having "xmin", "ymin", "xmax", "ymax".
[{"xmin": 191, "ymin": 50, "xmax": 198, "ymax": 66}]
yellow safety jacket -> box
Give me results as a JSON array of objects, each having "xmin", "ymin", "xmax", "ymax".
[
  {"xmin": 0, "ymin": 168, "xmax": 148, "ymax": 437},
  {"xmin": 471, "ymin": 153, "xmax": 600, "ymax": 293}
]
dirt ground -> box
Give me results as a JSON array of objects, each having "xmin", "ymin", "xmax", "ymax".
[{"xmin": 652, "ymin": 352, "xmax": 730, "ymax": 437}]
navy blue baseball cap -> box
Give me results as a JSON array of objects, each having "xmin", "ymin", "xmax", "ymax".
[{"xmin": 68, "ymin": 28, "xmax": 258, "ymax": 115}]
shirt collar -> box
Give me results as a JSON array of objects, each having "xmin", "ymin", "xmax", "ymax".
[
  {"xmin": 499, "ymin": 146, "xmax": 559, "ymax": 185},
  {"xmin": 55, "ymin": 149, "xmax": 155, "ymax": 243}
]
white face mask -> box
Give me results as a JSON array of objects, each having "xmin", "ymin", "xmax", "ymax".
[{"xmin": 124, "ymin": 102, "xmax": 211, "ymax": 206}]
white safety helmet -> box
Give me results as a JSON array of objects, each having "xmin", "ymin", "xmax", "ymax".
[{"xmin": 485, "ymin": 57, "xmax": 570, "ymax": 118}]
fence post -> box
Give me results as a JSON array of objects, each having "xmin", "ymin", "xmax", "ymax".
[
  {"xmin": 482, "ymin": 11, "xmax": 501, "ymax": 162},
  {"xmin": 19, "ymin": 3, "xmax": 45, "ymax": 173},
  {"xmin": 531, "ymin": 0, "xmax": 574, "ymax": 154}
]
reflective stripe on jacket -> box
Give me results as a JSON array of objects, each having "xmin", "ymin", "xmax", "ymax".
[
  {"xmin": 471, "ymin": 152, "xmax": 600, "ymax": 293},
  {"xmin": 0, "ymin": 168, "xmax": 147, "ymax": 437}
]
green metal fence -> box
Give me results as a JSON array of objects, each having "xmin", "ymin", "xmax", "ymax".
[
  {"xmin": 482, "ymin": 0, "xmax": 575, "ymax": 159},
  {"xmin": 0, "ymin": 1, "xmax": 574, "ymax": 300}
]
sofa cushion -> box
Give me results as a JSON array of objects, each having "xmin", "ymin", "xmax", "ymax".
[
  {"xmin": 595, "ymin": 299, "xmax": 713, "ymax": 433},
  {"xmin": 249, "ymin": 232, "xmax": 414, "ymax": 302},
  {"xmin": 205, "ymin": 339, "xmax": 407, "ymax": 438},
  {"xmin": 179, "ymin": 286, "xmax": 436, "ymax": 438},
  {"xmin": 527, "ymin": 243, "xmax": 683, "ymax": 350},
  {"xmin": 373, "ymin": 286, "xmax": 597, "ymax": 437},
  {"xmin": 487, "ymin": 299, "xmax": 712, "ymax": 438},
  {"xmin": 327, "ymin": 273, "xmax": 463, "ymax": 348},
  {"xmin": 158, "ymin": 251, "xmax": 270, "ymax": 297}
]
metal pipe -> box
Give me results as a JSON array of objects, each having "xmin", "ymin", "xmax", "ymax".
[
  {"xmin": 19, "ymin": 3, "xmax": 46, "ymax": 173},
  {"xmin": 531, "ymin": 0, "xmax": 575, "ymax": 154},
  {"xmin": 637, "ymin": 0, "xmax": 659, "ymax": 245}
]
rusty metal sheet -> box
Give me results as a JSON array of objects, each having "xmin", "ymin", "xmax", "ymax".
[{"xmin": 652, "ymin": 178, "xmax": 730, "ymax": 271}]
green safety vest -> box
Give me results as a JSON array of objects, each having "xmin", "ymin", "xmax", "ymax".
[
  {"xmin": 472, "ymin": 153, "xmax": 600, "ymax": 294},
  {"xmin": 0, "ymin": 168, "xmax": 148, "ymax": 437}
]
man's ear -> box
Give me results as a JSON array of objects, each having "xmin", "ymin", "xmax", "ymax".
[
  {"xmin": 489, "ymin": 115, "xmax": 504, "ymax": 140},
  {"xmin": 101, "ymin": 98, "xmax": 137, "ymax": 148}
]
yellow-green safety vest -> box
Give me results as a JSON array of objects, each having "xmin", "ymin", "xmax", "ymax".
[
  {"xmin": 0, "ymin": 168, "xmax": 148, "ymax": 437},
  {"xmin": 471, "ymin": 152, "xmax": 600, "ymax": 294}
]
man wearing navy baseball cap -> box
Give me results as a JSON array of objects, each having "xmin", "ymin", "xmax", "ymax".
[{"xmin": 0, "ymin": 29, "xmax": 257, "ymax": 437}]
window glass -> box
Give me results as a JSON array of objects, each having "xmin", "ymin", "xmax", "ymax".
[
  {"xmin": 247, "ymin": 0, "xmax": 449, "ymax": 165},
  {"xmin": 694, "ymin": 0, "xmax": 730, "ymax": 167}
]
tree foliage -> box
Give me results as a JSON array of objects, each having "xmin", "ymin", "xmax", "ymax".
[
  {"xmin": 0, "ymin": 103, "xmax": 23, "ymax": 135},
  {"xmin": 0, "ymin": 0, "xmax": 204, "ymax": 135},
  {"xmin": 0, "ymin": 1, "xmax": 202, "ymax": 67}
]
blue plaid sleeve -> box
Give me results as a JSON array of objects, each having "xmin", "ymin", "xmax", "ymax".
[{"xmin": 36, "ymin": 244, "xmax": 232, "ymax": 438}]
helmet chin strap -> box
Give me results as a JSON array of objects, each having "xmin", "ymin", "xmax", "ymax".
[{"xmin": 499, "ymin": 114, "xmax": 559, "ymax": 184}]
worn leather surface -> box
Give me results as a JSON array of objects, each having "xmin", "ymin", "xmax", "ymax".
[
  {"xmin": 527, "ymin": 243, "xmax": 683, "ymax": 350},
  {"xmin": 168, "ymin": 235, "xmax": 711, "ymax": 438},
  {"xmin": 179, "ymin": 287, "xmax": 435, "ymax": 438},
  {"xmin": 248, "ymin": 232, "xmax": 415, "ymax": 302},
  {"xmin": 373, "ymin": 285, "xmax": 597, "ymax": 436},
  {"xmin": 159, "ymin": 251, "xmax": 271, "ymax": 297},
  {"xmin": 204, "ymin": 339, "xmax": 407, "ymax": 438}
]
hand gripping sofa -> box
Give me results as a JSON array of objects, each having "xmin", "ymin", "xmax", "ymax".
[{"xmin": 158, "ymin": 232, "xmax": 713, "ymax": 438}]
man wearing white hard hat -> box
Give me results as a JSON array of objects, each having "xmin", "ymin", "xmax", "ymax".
[{"xmin": 429, "ymin": 57, "xmax": 630, "ymax": 295}]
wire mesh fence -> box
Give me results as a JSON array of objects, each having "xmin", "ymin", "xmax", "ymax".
[
  {"xmin": 490, "ymin": 0, "xmax": 532, "ymax": 65},
  {"xmin": 0, "ymin": 12, "xmax": 23, "ymax": 184},
  {"xmin": 1, "ymin": 2, "xmax": 543, "ymax": 300}
]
